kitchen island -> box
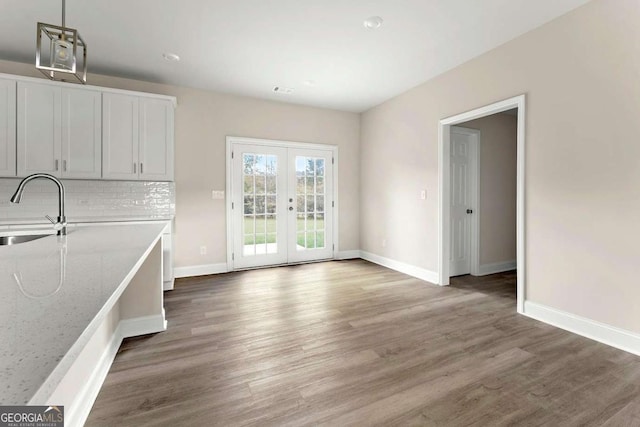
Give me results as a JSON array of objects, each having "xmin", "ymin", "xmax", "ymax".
[{"xmin": 0, "ymin": 223, "xmax": 167, "ymax": 426}]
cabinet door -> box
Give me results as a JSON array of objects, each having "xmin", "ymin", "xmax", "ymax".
[
  {"xmin": 61, "ymin": 88, "xmax": 102, "ymax": 179},
  {"xmin": 162, "ymin": 225, "xmax": 174, "ymax": 291},
  {"xmin": 139, "ymin": 98, "xmax": 174, "ymax": 181},
  {"xmin": 102, "ymin": 93, "xmax": 139, "ymax": 180},
  {"xmin": 17, "ymin": 82, "xmax": 62, "ymax": 177},
  {"xmin": 0, "ymin": 79, "xmax": 16, "ymax": 177}
]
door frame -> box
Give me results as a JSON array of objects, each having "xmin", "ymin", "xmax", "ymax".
[
  {"xmin": 225, "ymin": 136, "xmax": 339, "ymax": 270},
  {"xmin": 438, "ymin": 94, "xmax": 526, "ymax": 314},
  {"xmin": 449, "ymin": 126, "xmax": 481, "ymax": 277}
]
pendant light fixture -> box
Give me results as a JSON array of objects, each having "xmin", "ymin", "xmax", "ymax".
[{"xmin": 36, "ymin": 0, "xmax": 87, "ymax": 84}]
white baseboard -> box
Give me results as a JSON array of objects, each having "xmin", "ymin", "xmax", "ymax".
[
  {"xmin": 174, "ymin": 263, "xmax": 229, "ymax": 278},
  {"xmin": 476, "ymin": 260, "xmax": 517, "ymax": 276},
  {"xmin": 163, "ymin": 279, "xmax": 175, "ymax": 291},
  {"xmin": 360, "ymin": 251, "xmax": 439, "ymax": 284},
  {"xmin": 67, "ymin": 325, "xmax": 124, "ymax": 427},
  {"xmin": 524, "ymin": 301, "xmax": 640, "ymax": 357},
  {"xmin": 174, "ymin": 254, "xmax": 438, "ymax": 285},
  {"xmin": 336, "ymin": 250, "xmax": 361, "ymax": 260},
  {"xmin": 120, "ymin": 312, "xmax": 167, "ymax": 338}
]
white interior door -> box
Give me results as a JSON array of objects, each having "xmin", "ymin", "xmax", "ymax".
[
  {"xmin": 449, "ymin": 127, "xmax": 476, "ymax": 276},
  {"xmin": 231, "ymin": 141, "xmax": 334, "ymax": 269}
]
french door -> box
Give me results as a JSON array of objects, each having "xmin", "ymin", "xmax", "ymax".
[{"xmin": 230, "ymin": 141, "xmax": 334, "ymax": 269}]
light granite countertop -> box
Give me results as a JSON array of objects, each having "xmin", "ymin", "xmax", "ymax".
[
  {"xmin": 0, "ymin": 223, "xmax": 166, "ymax": 405},
  {"xmin": 0, "ymin": 215, "xmax": 173, "ymax": 227},
  {"xmin": 0, "ymin": 219, "xmax": 172, "ymax": 236}
]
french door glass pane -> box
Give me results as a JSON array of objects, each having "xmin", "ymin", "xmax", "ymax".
[
  {"xmin": 295, "ymin": 156, "xmax": 326, "ymax": 250},
  {"xmin": 243, "ymin": 153, "xmax": 278, "ymax": 256}
]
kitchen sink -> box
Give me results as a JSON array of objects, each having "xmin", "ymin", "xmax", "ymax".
[{"xmin": 0, "ymin": 234, "xmax": 50, "ymax": 246}]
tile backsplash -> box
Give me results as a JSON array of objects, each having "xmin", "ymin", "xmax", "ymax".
[{"xmin": 0, "ymin": 178, "xmax": 175, "ymax": 223}]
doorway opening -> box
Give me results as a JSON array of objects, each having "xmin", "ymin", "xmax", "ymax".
[
  {"xmin": 438, "ymin": 95, "xmax": 526, "ymax": 313},
  {"xmin": 226, "ymin": 136, "xmax": 338, "ymax": 271}
]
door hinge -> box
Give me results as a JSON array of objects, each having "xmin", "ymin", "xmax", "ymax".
[
  {"xmin": 332, "ymin": 201, "xmax": 335, "ymax": 208},
  {"xmin": 232, "ymin": 253, "xmax": 234, "ymax": 260},
  {"xmin": 232, "ymin": 202, "xmax": 234, "ymax": 209},
  {"xmin": 333, "ymin": 244, "xmax": 335, "ymax": 251},
  {"xmin": 231, "ymin": 151, "xmax": 234, "ymax": 159},
  {"xmin": 332, "ymin": 157, "xmax": 334, "ymax": 164}
]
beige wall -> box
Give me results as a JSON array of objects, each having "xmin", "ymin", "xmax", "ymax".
[
  {"xmin": 460, "ymin": 113, "xmax": 517, "ymax": 266},
  {"xmin": 360, "ymin": 0, "xmax": 640, "ymax": 333},
  {"xmin": 0, "ymin": 60, "xmax": 361, "ymax": 268},
  {"xmin": 170, "ymin": 88, "xmax": 360, "ymax": 267}
]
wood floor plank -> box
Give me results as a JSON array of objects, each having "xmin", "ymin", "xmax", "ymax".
[
  {"xmin": 86, "ymin": 261, "xmax": 640, "ymax": 426},
  {"xmin": 600, "ymin": 401, "xmax": 640, "ymax": 426}
]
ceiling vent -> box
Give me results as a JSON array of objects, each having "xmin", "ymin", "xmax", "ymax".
[{"xmin": 273, "ymin": 86, "xmax": 294, "ymax": 94}]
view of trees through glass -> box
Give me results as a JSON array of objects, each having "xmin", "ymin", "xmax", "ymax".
[
  {"xmin": 295, "ymin": 156, "xmax": 325, "ymax": 250},
  {"xmin": 243, "ymin": 154, "xmax": 278, "ymax": 255},
  {"xmin": 242, "ymin": 153, "xmax": 326, "ymax": 256}
]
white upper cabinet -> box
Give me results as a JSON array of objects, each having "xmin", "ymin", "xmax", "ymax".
[
  {"xmin": 103, "ymin": 93, "xmax": 174, "ymax": 181},
  {"xmin": 102, "ymin": 93, "xmax": 139, "ymax": 180},
  {"xmin": 5, "ymin": 73, "xmax": 175, "ymax": 181},
  {"xmin": 0, "ymin": 78, "xmax": 16, "ymax": 177},
  {"xmin": 17, "ymin": 81, "xmax": 102, "ymax": 179},
  {"xmin": 61, "ymin": 88, "xmax": 102, "ymax": 179},
  {"xmin": 17, "ymin": 81, "xmax": 61, "ymax": 176},
  {"xmin": 139, "ymin": 98, "xmax": 174, "ymax": 181}
]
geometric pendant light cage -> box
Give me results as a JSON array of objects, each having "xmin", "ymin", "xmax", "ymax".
[{"xmin": 35, "ymin": 0, "xmax": 87, "ymax": 84}]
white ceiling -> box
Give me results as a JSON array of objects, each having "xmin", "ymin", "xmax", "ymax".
[{"xmin": 0, "ymin": 0, "xmax": 591, "ymax": 112}]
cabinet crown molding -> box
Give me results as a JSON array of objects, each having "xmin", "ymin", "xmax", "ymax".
[{"xmin": 0, "ymin": 72, "xmax": 176, "ymax": 108}]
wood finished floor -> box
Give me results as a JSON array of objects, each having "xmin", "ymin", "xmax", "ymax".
[{"xmin": 86, "ymin": 260, "xmax": 640, "ymax": 426}]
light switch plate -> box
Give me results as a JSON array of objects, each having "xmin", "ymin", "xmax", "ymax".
[{"xmin": 212, "ymin": 190, "xmax": 225, "ymax": 200}]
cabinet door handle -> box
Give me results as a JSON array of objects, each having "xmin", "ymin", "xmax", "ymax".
[
  {"xmin": 133, "ymin": 162, "xmax": 137, "ymax": 174},
  {"xmin": 55, "ymin": 159, "xmax": 59, "ymax": 171},
  {"xmin": 140, "ymin": 163, "xmax": 143, "ymax": 174},
  {"xmin": 63, "ymin": 160, "xmax": 67, "ymax": 172}
]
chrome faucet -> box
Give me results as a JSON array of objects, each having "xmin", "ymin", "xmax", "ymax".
[{"xmin": 10, "ymin": 173, "xmax": 67, "ymax": 236}]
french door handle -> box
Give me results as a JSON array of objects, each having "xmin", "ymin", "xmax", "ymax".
[{"xmin": 466, "ymin": 209, "xmax": 473, "ymax": 214}]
